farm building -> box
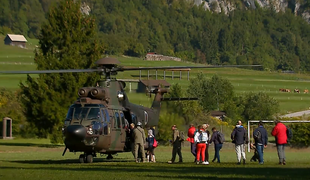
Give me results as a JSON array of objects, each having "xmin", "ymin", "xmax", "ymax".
[
  {"xmin": 4, "ymin": 34, "xmax": 27, "ymax": 48},
  {"xmin": 136, "ymin": 79, "xmax": 171, "ymax": 93},
  {"xmin": 211, "ymin": 111, "xmax": 226, "ymax": 120}
]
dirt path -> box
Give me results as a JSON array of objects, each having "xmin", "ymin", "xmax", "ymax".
[{"xmin": 280, "ymin": 110, "xmax": 310, "ymax": 118}]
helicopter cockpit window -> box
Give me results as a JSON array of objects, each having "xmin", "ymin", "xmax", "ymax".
[
  {"xmin": 87, "ymin": 108, "xmax": 101, "ymax": 120},
  {"xmin": 74, "ymin": 108, "xmax": 89, "ymax": 121},
  {"xmin": 66, "ymin": 107, "xmax": 74, "ymax": 121}
]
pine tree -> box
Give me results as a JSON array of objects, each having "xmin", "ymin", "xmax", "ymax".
[{"xmin": 19, "ymin": 0, "xmax": 103, "ymax": 143}]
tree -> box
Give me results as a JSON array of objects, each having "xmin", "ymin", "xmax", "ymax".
[
  {"xmin": 0, "ymin": 88, "xmax": 26, "ymax": 136},
  {"xmin": 187, "ymin": 73, "xmax": 234, "ymax": 112},
  {"xmin": 19, "ymin": 0, "xmax": 103, "ymax": 143},
  {"xmin": 165, "ymin": 83, "xmax": 203, "ymax": 125},
  {"xmin": 241, "ymin": 92, "xmax": 279, "ymax": 121}
]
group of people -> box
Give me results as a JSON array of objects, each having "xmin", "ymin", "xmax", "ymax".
[
  {"xmin": 231, "ymin": 120, "xmax": 289, "ymax": 165},
  {"xmin": 167, "ymin": 124, "xmax": 224, "ymax": 164},
  {"xmin": 166, "ymin": 120, "xmax": 289, "ymax": 165},
  {"xmin": 129, "ymin": 122, "xmax": 157, "ymax": 163},
  {"xmin": 130, "ymin": 119, "xmax": 290, "ymax": 165}
]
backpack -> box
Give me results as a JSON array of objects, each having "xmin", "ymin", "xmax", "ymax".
[
  {"xmin": 179, "ymin": 131, "xmax": 185, "ymax": 142},
  {"xmin": 254, "ymin": 130, "xmax": 262, "ymax": 143},
  {"xmin": 217, "ymin": 131, "xmax": 225, "ymax": 144},
  {"xmin": 286, "ymin": 127, "xmax": 293, "ymax": 141},
  {"xmin": 199, "ymin": 132, "xmax": 208, "ymax": 143}
]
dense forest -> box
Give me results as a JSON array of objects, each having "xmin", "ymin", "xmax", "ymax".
[{"xmin": 2, "ymin": 0, "xmax": 310, "ymax": 71}]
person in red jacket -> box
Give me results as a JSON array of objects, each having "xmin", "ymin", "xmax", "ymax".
[
  {"xmin": 271, "ymin": 120, "xmax": 288, "ymax": 165},
  {"xmin": 187, "ymin": 124, "xmax": 196, "ymax": 162}
]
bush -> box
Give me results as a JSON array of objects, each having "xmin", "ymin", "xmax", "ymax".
[{"xmin": 289, "ymin": 123, "xmax": 310, "ymax": 147}]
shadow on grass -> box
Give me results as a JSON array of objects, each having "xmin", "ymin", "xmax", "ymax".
[
  {"xmin": 1, "ymin": 163, "xmax": 309, "ymax": 179},
  {"xmin": 0, "ymin": 142, "xmax": 63, "ymax": 148},
  {"xmin": 10, "ymin": 158, "xmax": 135, "ymax": 164}
]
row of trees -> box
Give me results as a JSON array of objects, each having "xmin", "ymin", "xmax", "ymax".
[
  {"xmin": 3, "ymin": 0, "xmax": 310, "ymax": 71},
  {"xmin": 164, "ymin": 74, "xmax": 279, "ymax": 126}
]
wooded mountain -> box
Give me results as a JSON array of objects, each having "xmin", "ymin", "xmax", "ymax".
[{"xmin": 2, "ymin": 0, "xmax": 310, "ymax": 71}]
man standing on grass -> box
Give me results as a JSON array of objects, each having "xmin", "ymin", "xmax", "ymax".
[
  {"xmin": 133, "ymin": 122, "xmax": 146, "ymax": 163},
  {"xmin": 272, "ymin": 120, "xmax": 287, "ymax": 165},
  {"xmin": 231, "ymin": 120, "xmax": 248, "ymax": 165},
  {"xmin": 253, "ymin": 121, "xmax": 268, "ymax": 164},
  {"xmin": 168, "ymin": 125, "xmax": 183, "ymax": 164}
]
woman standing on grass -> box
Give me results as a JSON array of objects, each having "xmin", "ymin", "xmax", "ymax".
[
  {"xmin": 194, "ymin": 126, "xmax": 209, "ymax": 165},
  {"xmin": 147, "ymin": 129, "xmax": 155, "ymax": 162}
]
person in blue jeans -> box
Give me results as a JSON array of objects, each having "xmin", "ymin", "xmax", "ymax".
[
  {"xmin": 253, "ymin": 121, "xmax": 268, "ymax": 164},
  {"xmin": 209, "ymin": 127, "xmax": 223, "ymax": 163}
]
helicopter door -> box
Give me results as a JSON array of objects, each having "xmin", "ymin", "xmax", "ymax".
[
  {"xmin": 120, "ymin": 112, "xmax": 127, "ymax": 143},
  {"xmin": 110, "ymin": 110, "xmax": 123, "ymax": 151}
]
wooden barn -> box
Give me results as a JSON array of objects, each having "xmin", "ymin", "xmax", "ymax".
[
  {"xmin": 211, "ymin": 111, "xmax": 226, "ymax": 120},
  {"xmin": 136, "ymin": 80, "xmax": 171, "ymax": 93},
  {"xmin": 4, "ymin": 34, "xmax": 27, "ymax": 48}
]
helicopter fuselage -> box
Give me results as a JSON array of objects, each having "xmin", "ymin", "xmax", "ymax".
[{"xmin": 62, "ymin": 80, "xmax": 164, "ymax": 163}]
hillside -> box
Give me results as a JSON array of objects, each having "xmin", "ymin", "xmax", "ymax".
[
  {"xmin": 2, "ymin": 0, "xmax": 310, "ymax": 72},
  {"xmin": 2, "ymin": 38, "xmax": 310, "ymax": 114}
]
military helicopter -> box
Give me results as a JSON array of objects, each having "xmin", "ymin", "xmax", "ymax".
[{"xmin": 0, "ymin": 57, "xmax": 261, "ymax": 163}]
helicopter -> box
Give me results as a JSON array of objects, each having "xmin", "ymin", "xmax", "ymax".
[{"xmin": 0, "ymin": 57, "xmax": 261, "ymax": 163}]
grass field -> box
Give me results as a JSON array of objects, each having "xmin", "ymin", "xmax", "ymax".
[
  {"xmin": 1, "ymin": 35, "xmax": 310, "ymax": 114},
  {"xmin": 0, "ymin": 139, "xmax": 309, "ymax": 180}
]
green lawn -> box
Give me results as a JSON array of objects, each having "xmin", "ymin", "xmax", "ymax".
[
  {"xmin": 1, "ymin": 38, "xmax": 310, "ymax": 114},
  {"xmin": 0, "ymin": 139, "xmax": 309, "ymax": 180}
]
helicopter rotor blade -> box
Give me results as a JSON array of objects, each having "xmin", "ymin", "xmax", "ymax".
[
  {"xmin": 0, "ymin": 69, "xmax": 103, "ymax": 74},
  {"xmin": 114, "ymin": 65, "xmax": 262, "ymax": 71},
  {"xmin": 161, "ymin": 97, "xmax": 199, "ymax": 101}
]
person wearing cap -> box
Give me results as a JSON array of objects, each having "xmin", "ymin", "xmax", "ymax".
[
  {"xmin": 133, "ymin": 122, "xmax": 146, "ymax": 163},
  {"xmin": 194, "ymin": 125, "xmax": 209, "ymax": 165},
  {"xmin": 168, "ymin": 125, "xmax": 183, "ymax": 164}
]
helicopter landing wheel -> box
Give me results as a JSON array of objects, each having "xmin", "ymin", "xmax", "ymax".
[
  {"xmin": 107, "ymin": 154, "xmax": 113, "ymax": 160},
  {"xmin": 85, "ymin": 154, "xmax": 93, "ymax": 163},
  {"xmin": 79, "ymin": 154, "xmax": 85, "ymax": 163}
]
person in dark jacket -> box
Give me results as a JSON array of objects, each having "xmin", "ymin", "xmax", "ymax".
[
  {"xmin": 231, "ymin": 121, "xmax": 248, "ymax": 164},
  {"xmin": 210, "ymin": 127, "xmax": 223, "ymax": 163},
  {"xmin": 253, "ymin": 121, "xmax": 268, "ymax": 164},
  {"xmin": 147, "ymin": 129, "xmax": 155, "ymax": 162},
  {"xmin": 271, "ymin": 120, "xmax": 288, "ymax": 165}
]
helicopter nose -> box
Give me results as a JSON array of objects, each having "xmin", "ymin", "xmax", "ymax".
[{"xmin": 65, "ymin": 125, "xmax": 86, "ymax": 140}]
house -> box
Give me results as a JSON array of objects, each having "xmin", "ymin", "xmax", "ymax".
[
  {"xmin": 4, "ymin": 34, "xmax": 27, "ymax": 48},
  {"xmin": 211, "ymin": 111, "xmax": 226, "ymax": 120},
  {"xmin": 136, "ymin": 80, "xmax": 171, "ymax": 93}
]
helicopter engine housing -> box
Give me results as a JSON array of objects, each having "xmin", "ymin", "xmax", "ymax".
[
  {"xmin": 78, "ymin": 87, "xmax": 92, "ymax": 97},
  {"xmin": 91, "ymin": 88, "xmax": 105, "ymax": 99}
]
